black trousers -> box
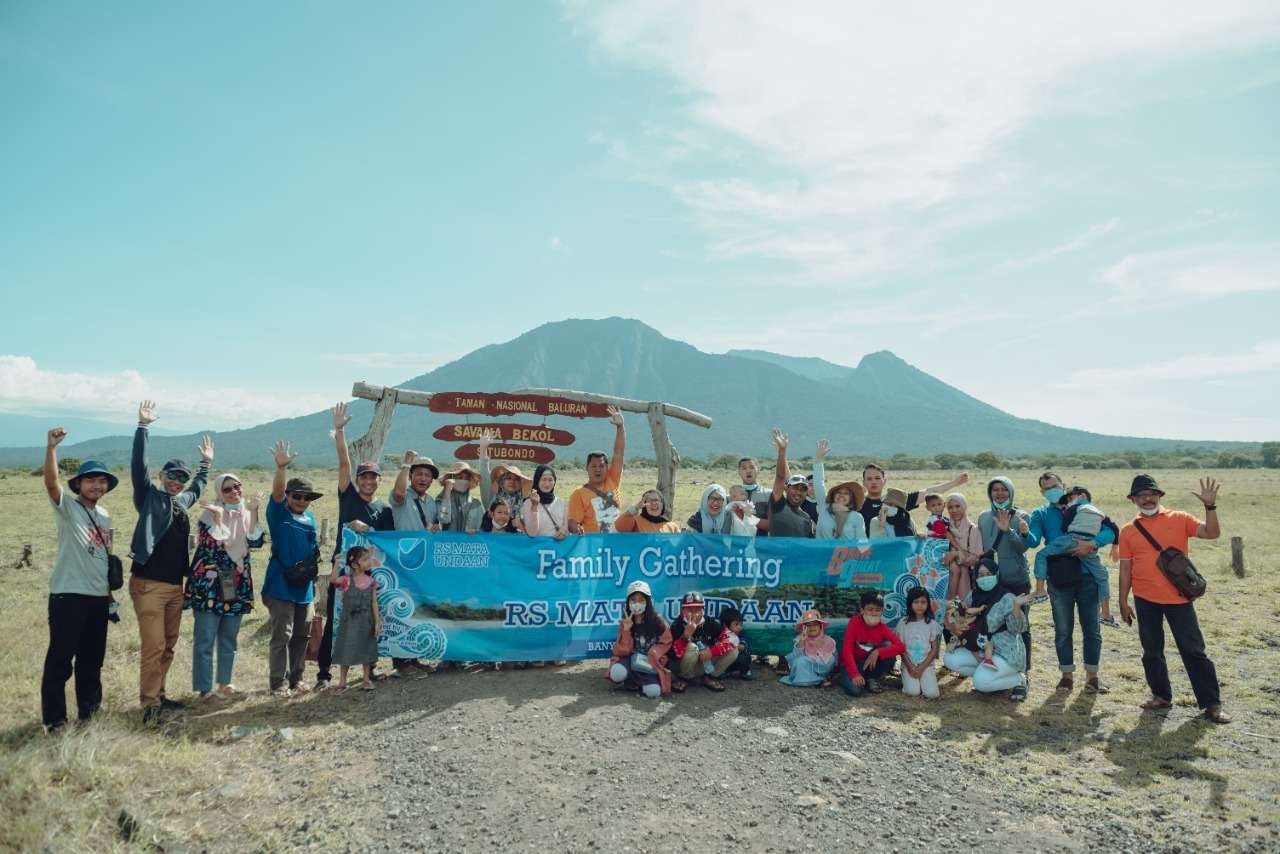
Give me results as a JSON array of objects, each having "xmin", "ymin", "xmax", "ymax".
[
  {"xmin": 1135, "ymin": 596, "xmax": 1220, "ymax": 709},
  {"xmin": 41, "ymin": 593, "xmax": 109, "ymax": 728}
]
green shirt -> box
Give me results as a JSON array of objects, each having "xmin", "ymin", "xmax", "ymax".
[{"xmin": 50, "ymin": 491, "xmax": 113, "ymax": 596}]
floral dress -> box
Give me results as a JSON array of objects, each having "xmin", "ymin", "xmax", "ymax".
[{"xmin": 184, "ymin": 520, "xmax": 263, "ymax": 616}]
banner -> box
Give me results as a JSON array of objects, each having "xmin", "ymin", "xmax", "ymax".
[{"xmin": 334, "ymin": 528, "xmax": 953, "ymax": 662}]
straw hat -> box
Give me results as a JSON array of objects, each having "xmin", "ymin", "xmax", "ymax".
[
  {"xmin": 794, "ymin": 608, "xmax": 830, "ymax": 631},
  {"xmin": 491, "ymin": 464, "xmax": 533, "ymax": 496},
  {"xmin": 826, "ymin": 480, "xmax": 867, "ymax": 511},
  {"xmin": 883, "ymin": 487, "xmax": 909, "ymax": 509}
]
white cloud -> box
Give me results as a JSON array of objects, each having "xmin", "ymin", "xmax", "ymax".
[
  {"xmin": 566, "ymin": 1, "xmax": 1280, "ymax": 279},
  {"xmin": 549, "ymin": 235, "xmax": 563, "ymax": 251},
  {"xmin": 1055, "ymin": 339, "xmax": 1280, "ymax": 388},
  {"xmin": 1079, "ymin": 243, "xmax": 1280, "ymax": 316},
  {"xmin": 325, "ymin": 352, "xmax": 453, "ymax": 372},
  {"xmin": 0, "ymin": 356, "xmax": 334, "ymax": 431},
  {"xmin": 996, "ymin": 219, "xmax": 1120, "ymax": 272}
]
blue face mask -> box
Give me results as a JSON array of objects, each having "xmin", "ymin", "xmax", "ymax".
[
  {"xmin": 1043, "ymin": 487, "xmax": 1064, "ymax": 503},
  {"xmin": 992, "ymin": 499, "xmax": 1012, "ymax": 510},
  {"xmin": 224, "ymin": 502, "xmax": 244, "ymax": 512},
  {"xmin": 976, "ymin": 575, "xmax": 998, "ymax": 592},
  {"xmin": 1073, "ymin": 497, "xmax": 1088, "ymax": 507}
]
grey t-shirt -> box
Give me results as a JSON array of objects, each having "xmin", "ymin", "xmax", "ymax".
[
  {"xmin": 390, "ymin": 489, "xmax": 438, "ymax": 532},
  {"xmin": 49, "ymin": 491, "xmax": 112, "ymax": 596}
]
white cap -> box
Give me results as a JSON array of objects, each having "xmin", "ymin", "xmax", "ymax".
[{"xmin": 625, "ymin": 580, "xmax": 652, "ymax": 599}]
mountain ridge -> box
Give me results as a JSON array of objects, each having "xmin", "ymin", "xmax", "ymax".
[{"xmin": 0, "ymin": 317, "xmax": 1243, "ymax": 467}]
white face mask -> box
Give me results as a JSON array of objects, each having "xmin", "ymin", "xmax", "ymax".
[
  {"xmin": 628, "ymin": 601, "xmax": 646, "ymax": 615},
  {"xmin": 1139, "ymin": 506, "xmax": 1160, "ymax": 517},
  {"xmin": 884, "ymin": 506, "xmax": 899, "ymax": 518},
  {"xmin": 862, "ymin": 615, "xmax": 882, "ymax": 627}
]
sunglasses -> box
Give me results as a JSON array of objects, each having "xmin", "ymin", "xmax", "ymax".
[
  {"xmin": 289, "ymin": 492, "xmax": 314, "ymax": 501},
  {"xmin": 221, "ymin": 483, "xmax": 243, "ymax": 494},
  {"xmin": 165, "ymin": 471, "xmax": 190, "ymax": 484}
]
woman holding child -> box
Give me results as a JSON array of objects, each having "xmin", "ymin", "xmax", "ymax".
[{"xmin": 943, "ymin": 559, "xmax": 1031, "ymax": 700}]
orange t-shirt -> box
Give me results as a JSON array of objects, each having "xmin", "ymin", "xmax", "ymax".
[
  {"xmin": 1117, "ymin": 510, "xmax": 1201, "ymax": 605},
  {"xmin": 567, "ymin": 470, "xmax": 622, "ymax": 533}
]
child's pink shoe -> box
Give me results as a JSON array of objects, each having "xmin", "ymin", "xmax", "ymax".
[{"xmin": 981, "ymin": 657, "xmax": 997, "ymax": 669}]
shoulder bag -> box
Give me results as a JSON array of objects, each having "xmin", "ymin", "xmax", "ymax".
[
  {"xmin": 79, "ymin": 502, "xmax": 123, "ymax": 590},
  {"xmin": 1133, "ymin": 519, "xmax": 1207, "ymax": 601}
]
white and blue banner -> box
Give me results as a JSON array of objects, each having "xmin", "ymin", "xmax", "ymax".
[{"xmin": 335, "ymin": 528, "xmax": 952, "ymax": 661}]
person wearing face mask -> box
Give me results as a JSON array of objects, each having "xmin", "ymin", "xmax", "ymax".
[
  {"xmin": 607, "ymin": 581, "xmax": 672, "ymax": 698},
  {"xmin": 812, "ymin": 440, "xmax": 867, "ymax": 540},
  {"xmin": 685, "ymin": 483, "xmax": 734, "ymax": 533},
  {"xmin": 943, "ymin": 559, "xmax": 1033, "ymax": 699},
  {"xmin": 616, "ymin": 489, "xmax": 682, "ymax": 533},
  {"xmin": 1117, "ymin": 474, "xmax": 1229, "ymax": 724},
  {"xmin": 437, "ymin": 464, "xmax": 485, "ymax": 533},
  {"xmin": 779, "ymin": 609, "xmax": 837, "ymax": 687},
  {"xmin": 186, "ymin": 474, "xmax": 265, "ymax": 702},
  {"xmin": 1023, "ymin": 472, "xmax": 1120, "ymax": 694},
  {"xmin": 834, "ymin": 591, "xmax": 905, "ymax": 696},
  {"xmin": 667, "ymin": 593, "xmax": 738, "ymax": 692},
  {"xmin": 975, "ymin": 477, "xmax": 1033, "ymax": 699}
]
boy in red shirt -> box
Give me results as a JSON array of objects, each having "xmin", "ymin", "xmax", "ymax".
[{"xmin": 835, "ymin": 590, "xmax": 905, "ymax": 697}]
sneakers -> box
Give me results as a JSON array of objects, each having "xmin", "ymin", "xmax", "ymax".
[
  {"xmin": 158, "ymin": 696, "xmax": 185, "ymax": 711},
  {"xmin": 314, "ymin": 678, "xmax": 331, "ymax": 693},
  {"xmin": 1009, "ymin": 683, "xmax": 1028, "ymax": 702},
  {"xmin": 289, "ymin": 681, "xmax": 311, "ymax": 695},
  {"xmin": 271, "ymin": 686, "xmax": 293, "ymax": 700},
  {"xmin": 866, "ymin": 678, "xmax": 883, "ymax": 694}
]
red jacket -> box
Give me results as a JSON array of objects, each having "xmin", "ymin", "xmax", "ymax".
[{"xmin": 839, "ymin": 615, "xmax": 905, "ymax": 677}]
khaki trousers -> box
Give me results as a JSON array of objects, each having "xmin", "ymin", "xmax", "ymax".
[
  {"xmin": 129, "ymin": 576, "xmax": 184, "ymax": 708},
  {"xmin": 677, "ymin": 646, "xmax": 739, "ymax": 679}
]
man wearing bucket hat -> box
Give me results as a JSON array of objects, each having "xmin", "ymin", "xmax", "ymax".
[
  {"xmin": 262, "ymin": 439, "xmax": 323, "ymax": 697},
  {"xmin": 438, "ymin": 462, "xmax": 485, "ymax": 533},
  {"xmin": 389, "ymin": 450, "xmax": 441, "ymax": 532},
  {"xmin": 318, "ymin": 402, "xmax": 396, "ymax": 688},
  {"xmin": 129, "ymin": 400, "xmax": 213, "ymax": 725},
  {"xmin": 40, "ymin": 428, "xmax": 119, "ymax": 731},
  {"xmin": 1117, "ymin": 474, "xmax": 1229, "ymax": 724}
]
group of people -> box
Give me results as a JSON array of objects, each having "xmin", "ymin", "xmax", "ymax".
[{"xmin": 39, "ymin": 401, "xmax": 1231, "ymax": 731}]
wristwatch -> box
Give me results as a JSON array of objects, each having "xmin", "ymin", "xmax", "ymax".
[{"xmin": 1204, "ymin": 504, "xmax": 1217, "ymax": 511}]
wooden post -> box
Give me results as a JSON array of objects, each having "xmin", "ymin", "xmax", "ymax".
[
  {"xmin": 320, "ymin": 518, "xmax": 330, "ymax": 548},
  {"xmin": 349, "ymin": 386, "xmax": 400, "ymax": 465},
  {"xmin": 647, "ymin": 402, "xmax": 681, "ymax": 514},
  {"xmin": 1231, "ymin": 537, "xmax": 1245, "ymax": 577},
  {"xmin": 14, "ymin": 544, "xmax": 32, "ymax": 569}
]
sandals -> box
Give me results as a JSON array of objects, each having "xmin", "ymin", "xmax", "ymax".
[
  {"xmin": 1100, "ymin": 615, "xmax": 1120, "ymax": 628},
  {"xmin": 701, "ymin": 676, "xmax": 726, "ymax": 692},
  {"xmin": 360, "ymin": 680, "xmax": 376, "ymax": 691},
  {"xmin": 1140, "ymin": 696, "xmax": 1172, "ymax": 711}
]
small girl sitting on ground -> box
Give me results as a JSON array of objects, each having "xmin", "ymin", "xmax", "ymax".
[
  {"xmin": 898, "ymin": 587, "xmax": 942, "ymax": 698},
  {"xmin": 331, "ymin": 546, "xmax": 383, "ymax": 691},
  {"xmin": 779, "ymin": 609, "xmax": 837, "ymax": 687},
  {"xmin": 607, "ymin": 580, "xmax": 672, "ymax": 698}
]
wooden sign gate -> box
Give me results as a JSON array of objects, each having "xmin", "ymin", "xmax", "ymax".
[{"xmin": 347, "ymin": 382, "xmax": 712, "ymax": 514}]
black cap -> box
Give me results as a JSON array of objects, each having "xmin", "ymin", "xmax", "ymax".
[
  {"xmin": 1127, "ymin": 474, "xmax": 1164, "ymax": 498},
  {"xmin": 162, "ymin": 459, "xmax": 191, "ymax": 477}
]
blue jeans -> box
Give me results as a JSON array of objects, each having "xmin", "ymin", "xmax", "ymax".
[
  {"xmin": 1035, "ymin": 535, "xmax": 1109, "ymax": 599},
  {"xmin": 838, "ymin": 650, "xmax": 895, "ymax": 696},
  {"xmin": 192, "ymin": 611, "xmax": 243, "ymax": 692},
  {"xmin": 1048, "ymin": 579, "xmax": 1101, "ymax": 673}
]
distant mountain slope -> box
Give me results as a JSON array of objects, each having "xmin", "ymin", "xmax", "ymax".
[{"xmin": 0, "ymin": 318, "xmax": 1239, "ymax": 468}]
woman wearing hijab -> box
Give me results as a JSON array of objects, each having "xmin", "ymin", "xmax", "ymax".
[
  {"xmin": 616, "ymin": 489, "xmax": 682, "ymax": 533},
  {"xmin": 942, "ymin": 492, "xmax": 982, "ymax": 601},
  {"xmin": 976, "ymin": 476, "xmax": 1034, "ymax": 693},
  {"xmin": 186, "ymin": 473, "xmax": 265, "ymax": 701},
  {"xmin": 522, "ymin": 465, "xmax": 568, "ymax": 540},
  {"xmin": 943, "ymin": 559, "xmax": 1032, "ymax": 700},
  {"xmin": 812, "ymin": 440, "xmax": 866, "ymax": 540},
  {"xmin": 685, "ymin": 483, "xmax": 733, "ymax": 533}
]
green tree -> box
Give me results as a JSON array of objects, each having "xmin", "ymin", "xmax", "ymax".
[
  {"xmin": 934, "ymin": 453, "xmax": 959, "ymax": 469},
  {"xmin": 1125, "ymin": 452, "xmax": 1146, "ymax": 468},
  {"xmin": 58, "ymin": 456, "xmax": 82, "ymax": 476},
  {"xmin": 1262, "ymin": 442, "xmax": 1280, "ymax": 468},
  {"xmin": 973, "ymin": 451, "xmax": 1000, "ymax": 468}
]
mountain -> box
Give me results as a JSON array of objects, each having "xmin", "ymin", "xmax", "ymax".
[
  {"xmin": 0, "ymin": 318, "xmax": 1239, "ymax": 468},
  {"xmin": 0, "ymin": 414, "xmax": 184, "ymax": 447}
]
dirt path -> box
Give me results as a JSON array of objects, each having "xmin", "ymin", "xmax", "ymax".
[{"xmin": 186, "ymin": 662, "xmax": 1278, "ymax": 853}]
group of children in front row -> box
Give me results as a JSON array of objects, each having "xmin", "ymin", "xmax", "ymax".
[{"xmin": 606, "ymin": 570, "xmax": 1014, "ymax": 701}]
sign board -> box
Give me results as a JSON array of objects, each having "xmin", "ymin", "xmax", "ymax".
[
  {"xmin": 433, "ymin": 423, "xmax": 575, "ymax": 446},
  {"xmin": 427, "ymin": 392, "xmax": 610, "ymax": 419},
  {"xmin": 454, "ymin": 443, "xmax": 556, "ymax": 465}
]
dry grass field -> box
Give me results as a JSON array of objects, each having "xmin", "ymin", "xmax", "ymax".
[{"xmin": 1, "ymin": 463, "xmax": 1277, "ymax": 851}]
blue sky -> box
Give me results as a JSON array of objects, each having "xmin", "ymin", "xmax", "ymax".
[{"xmin": 3, "ymin": 2, "xmax": 1279, "ymax": 441}]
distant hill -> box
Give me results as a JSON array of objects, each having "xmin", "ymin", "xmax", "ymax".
[
  {"xmin": 0, "ymin": 413, "xmax": 184, "ymax": 447},
  {"xmin": 0, "ymin": 317, "xmax": 1242, "ymax": 468}
]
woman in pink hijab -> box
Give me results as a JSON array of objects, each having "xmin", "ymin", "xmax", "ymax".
[
  {"xmin": 942, "ymin": 492, "xmax": 982, "ymax": 602},
  {"xmin": 779, "ymin": 609, "xmax": 837, "ymax": 687}
]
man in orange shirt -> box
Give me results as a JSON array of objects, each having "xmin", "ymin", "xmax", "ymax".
[
  {"xmin": 567, "ymin": 406, "xmax": 626, "ymax": 534},
  {"xmin": 1117, "ymin": 474, "xmax": 1228, "ymax": 724}
]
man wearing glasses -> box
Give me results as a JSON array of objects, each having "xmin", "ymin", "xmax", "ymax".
[
  {"xmin": 129, "ymin": 400, "xmax": 213, "ymax": 725},
  {"xmin": 262, "ymin": 439, "xmax": 323, "ymax": 697}
]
